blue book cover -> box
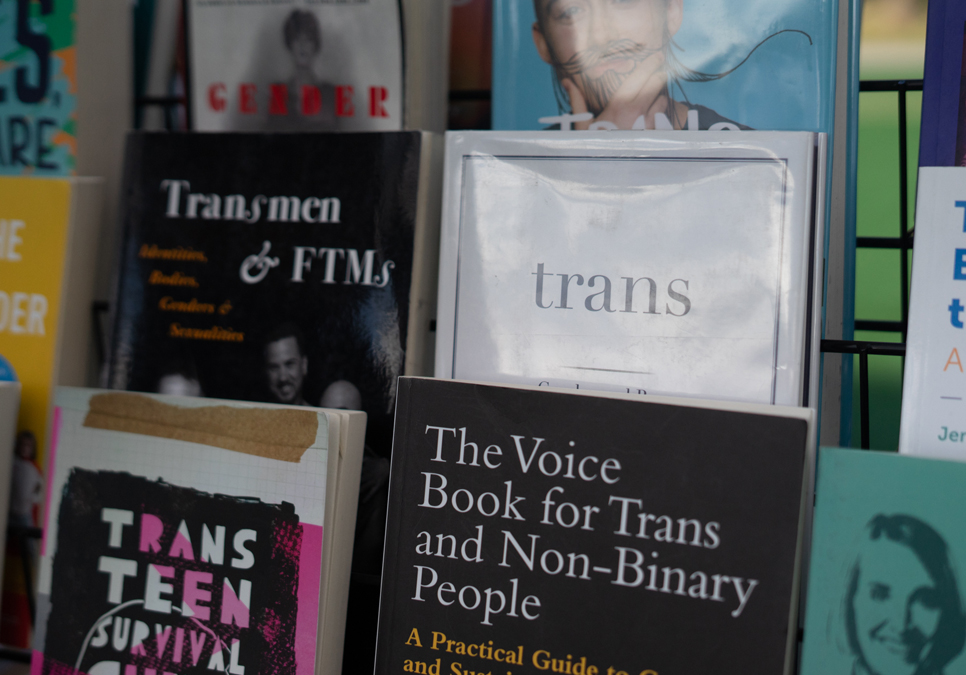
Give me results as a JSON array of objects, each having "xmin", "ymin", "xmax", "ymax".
[
  {"xmin": 493, "ymin": 0, "xmax": 839, "ymax": 134},
  {"xmin": 802, "ymin": 447, "xmax": 966, "ymax": 675},
  {"xmin": 919, "ymin": 0, "xmax": 966, "ymax": 167}
]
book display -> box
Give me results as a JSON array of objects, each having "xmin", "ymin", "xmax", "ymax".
[
  {"xmin": 0, "ymin": 0, "xmax": 951, "ymax": 673},
  {"xmin": 32, "ymin": 387, "xmax": 365, "ymax": 674}
]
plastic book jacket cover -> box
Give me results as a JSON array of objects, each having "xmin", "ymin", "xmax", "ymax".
[
  {"xmin": 801, "ymin": 446, "xmax": 966, "ymax": 675},
  {"xmin": 436, "ymin": 131, "xmax": 822, "ymax": 407},
  {"xmin": 107, "ymin": 132, "xmax": 422, "ymax": 458},
  {"xmin": 377, "ymin": 378, "xmax": 811, "ymax": 675},
  {"xmin": 31, "ymin": 387, "xmax": 331, "ymax": 674},
  {"xmin": 919, "ymin": 0, "xmax": 966, "ymax": 167},
  {"xmin": 189, "ymin": 0, "xmax": 403, "ymax": 132},
  {"xmin": 492, "ymin": 0, "xmax": 838, "ymax": 134},
  {"xmin": 0, "ymin": 0, "xmax": 77, "ymax": 175}
]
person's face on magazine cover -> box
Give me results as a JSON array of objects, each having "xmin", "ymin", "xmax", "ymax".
[
  {"xmin": 290, "ymin": 34, "xmax": 317, "ymax": 71},
  {"xmin": 532, "ymin": 0, "xmax": 683, "ymax": 124},
  {"xmin": 852, "ymin": 538, "xmax": 941, "ymax": 675},
  {"xmin": 264, "ymin": 336, "xmax": 308, "ymax": 405}
]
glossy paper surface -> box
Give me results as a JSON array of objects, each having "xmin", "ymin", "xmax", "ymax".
[
  {"xmin": 190, "ymin": 0, "xmax": 403, "ymax": 132},
  {"xmin": 493, "ymin": 0, "xmax": 838, "ymax": 134},
  {"xmin": 436, "ymin": 131, "xmax": 819, "ymax": 406}
]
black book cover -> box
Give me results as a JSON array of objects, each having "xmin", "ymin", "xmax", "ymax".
[
  {"xmin": 378, "ymin": 378, "xmax": 809, "ymax": 675},
  {"xmin": 107, "ymin": 131, "xmax": 423, "ymax": 456}
]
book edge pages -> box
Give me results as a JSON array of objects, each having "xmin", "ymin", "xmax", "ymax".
[
  {"xmin": 404, "ymin": 132, "xmax": 443, "ymax": 377},
  {"xmin": 796, "ymin": 133, "xmax": 828, "ymax": 637},
  {"xmin": 318, "ymin": 410, "xmax": 365, "ymax": 675},
  {"xmin": 58, "ymin": 177, "xmax": 105, "ymax": 389},
  {"xmin": 403, "ymin": 376, "xmax": 815, "ymax": 425},
  {"xmin": 374, "ymin": 376, "xmax": 414, "ymax": 674},
  {"xmin": 820, "ymin": 0, "xmax": 849, "ymax": 447},
  {"xmin": 899, "ymin": 168, "xmax": 940, "ymax": 454},
  {"xmin": 0, "ymin": 381, "xmax": 20, "ymax": 597},
  {"xmin": 402, "ymin": 0, "xmax": 450, "ymax": 133}
]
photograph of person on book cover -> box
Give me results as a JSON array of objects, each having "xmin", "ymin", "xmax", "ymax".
[
  {"xmin": 10, "ymin": 430, "xmax": 42, "ymax": 532},
  {"xmin": 154, "ymin": 355, "xmax": 204, "ymax": 397},
  {"xmin": 844, "ymin": 514, "xmax": 966, "ymax": 675},
  {"xmin": 271, "ymin": 8, "xmax": 338, "ymax": 131},
  {"xmin": 525, "ymin": 0, "xmax": 815, "ymax": 131},
  {"xmin": 262, "ymin": 322, "xmax": 310, "ymax": 406}
]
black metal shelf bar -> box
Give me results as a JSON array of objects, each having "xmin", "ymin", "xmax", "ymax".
[
  {"xmin": 135, "ymin": 95, "xmax": 186, "ymax": 107},
  {"xmin": 856, "ymin": 233, "xmax": 914, "ymax": 249},
  {"xmin": 855, "ymin": 319, "xmax": 905, "ymax": 332},
  {"xmin": 820, "ymin": 79, "xmax": 922, "ymax": 450}
]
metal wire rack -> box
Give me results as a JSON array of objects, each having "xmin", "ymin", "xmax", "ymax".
[{"xmin": 820, "ymin": 78, "xmax": 922, "ymax": 450}]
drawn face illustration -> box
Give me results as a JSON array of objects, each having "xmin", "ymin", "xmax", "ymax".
[
  {"xmin": 264, "ymin": 336, "xmax": 307, "ymax": 404},
  {"xmin": 532, "ymin": 0, "xmax": 682, "ymax": 116},
  {"xmin": 853, "ymin": 539, "xmax": 942, "ymax": 675}
]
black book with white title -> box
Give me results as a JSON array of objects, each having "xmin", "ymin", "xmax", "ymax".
[
  {"xmin": 107, "ymin": 131, "xmax": 441, "ymax": 456},
  {"xmin": 376, "ymin": 378, "xmax": 814, "ymax": 675},
  {"xmin": 106, "ymin": 130, "xmax": 441, "ymax": 671}
]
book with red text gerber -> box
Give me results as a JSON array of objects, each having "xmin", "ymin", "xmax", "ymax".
[
  {"xmin": 31, "ymin": 387, "xmax": 365, "ymax": 675},
  {"xmin": 188, "ymin": 0, "xmax": 450, "ymax": 133}
]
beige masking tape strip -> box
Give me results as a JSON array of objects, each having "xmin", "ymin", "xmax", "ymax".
[{"xmin": 84, "ymin": 393, "xmax": 318, "ymax": 462}]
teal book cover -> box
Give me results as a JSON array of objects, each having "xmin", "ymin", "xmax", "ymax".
[{"xmin": 802, "ymin": 447, "xmax": 966, "ymax": 675}]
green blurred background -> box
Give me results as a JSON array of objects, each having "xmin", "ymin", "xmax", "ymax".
[{"xmin": 850, "ymin": 0, "xmax": 926, "ymax": 449}]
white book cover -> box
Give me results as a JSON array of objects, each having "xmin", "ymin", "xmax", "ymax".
[
  {"xmin": 31, "ymin": 387, "xmax": 350, "ymax": 675},
  {"xmin": 900, "ymin": 167, "xmax": 966, "ymax": 458},
  {"xmin": 189, "ymin": 0, "xmax": 403, "ymax": 132},
  {"xmin": 436, "ymin": 131, "xmax": 823, "ymax": 407}
]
